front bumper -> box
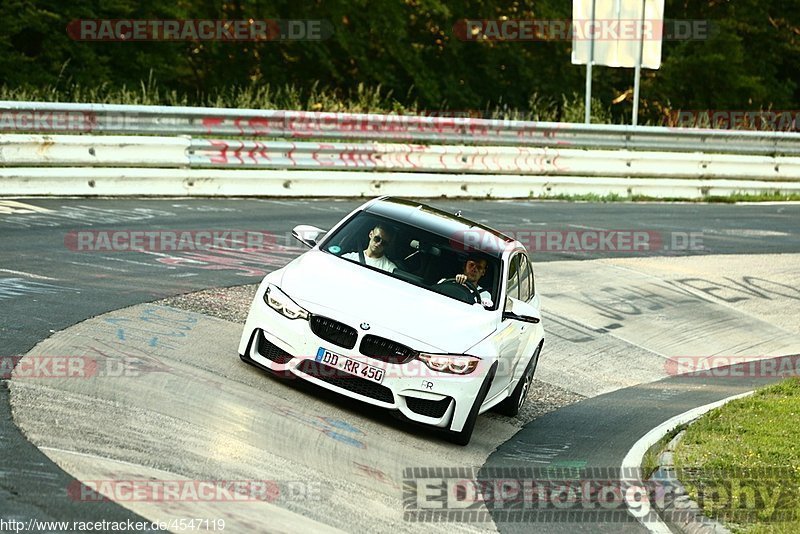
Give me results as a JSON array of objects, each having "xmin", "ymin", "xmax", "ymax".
[{"xmin": 238, "ymin": 294, "xmax": 488, "ymax": 432}]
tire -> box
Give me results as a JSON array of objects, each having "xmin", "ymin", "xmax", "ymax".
[
  {"xmin": 495, "ymin": 342, "xmax": 542, "ymax": 417},
  {"xmin": 446, "ymin": 364, "xmax": 497, "ymax": 446}
]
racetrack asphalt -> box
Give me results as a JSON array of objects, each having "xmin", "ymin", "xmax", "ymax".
[{"xmin": 2, "ymin": 198, "xmax": 799, "ymax": 531}]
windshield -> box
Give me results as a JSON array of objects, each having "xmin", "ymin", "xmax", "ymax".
[{"xmin": 319, "ymin": 212, "xmax": 500, "ymax": 309}]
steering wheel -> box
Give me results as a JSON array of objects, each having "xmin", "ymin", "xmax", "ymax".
[{"xmin": 436, "ymin": 278, "xmax": 481, "ymax": 304}]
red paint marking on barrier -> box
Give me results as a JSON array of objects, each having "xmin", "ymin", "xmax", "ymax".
[
  {"xmin": 406, "ymin": 145, "xmax": 418, "ymax": 169},
  {"xmin": 85, "ymin": 112, "xmax": 100, "ymax": 131},
  {"xmin": 258, "ymin": 142, "xmax": 270, "ymax": 162},
  {"xmin": 479, "ymin": 148, "xmax": 489, "ymax": 170},
  {"xmin": 288, "ymin": 113, "xmax": 313, "ymax": 138},
  {"xmin": 414, "ymin": 144, "xmax": 429, "ymax": 169},
  {"xmin": 552, "ymin": 123, "xmax": 573, "ymax": 147},
  {"xmin": 404, "ymin": 146, "xmax": 415, "ymax": 169},
  {"xmin": 552, "ymin": 151, "xmax": 566, "ymax": 171},
  {"xmin": 490, "ymin": 147, "xmax": 502, "ymax": 171},
  {"xmin": 351, "ymin": 146, "xmax": 371, "ymax": 168},
  {"xmin": 517, "ymin": 150, "xmax": 527, "ymax": 173},
  {"xmin": 369, "ymin": 150, "xmax": 380, "ymax": 167},
  {"xmin": 208, "ymin": 139, "xmax": 229, "ymax": 164},
  {"xmin": 313, "ymin": 144, "xmax": 335, "ymax": 167},
  {"xmin": 444, "ymin": 153, "xmax": 456, "ymax": 170},
  {"xmin": 477, "ymin": 148, "xmax": 488, "ymax": 171},
  {"xmin": 231, "ymin": 140, "xmax": 245, "ymax": 164},
  {"xmin": 202, "ymin": 117, "xmax": 224, "ymax": 135},
  {"xmin": 350, "ymin": 146, "xmax": 361, "ymax": 168},
  {"xmin": 449, "ymin": 151, "xmax": 460, "ymax": 171},
  {"xmin": 246, "ymin": 142, "xmax": 259, "ymax": 163},
  {"xmin": 233, "ymin": 117, "xmax": 245, "ymax": 136},
  {"xmin": 516, "ymin": 147, "xmax": 528, "ymax": 173},
  {"xmin": 247, "ymin": 117, "xmax": 271, "ymax": 135},
  {"xmin": 342, "ymin": 148, "xmax": 353, "ymax": 168},
  {"xmin": 337, "ymin": 146, "xmax": 352, "ymax": 168},
  {"xmin": 448, "ymin": 151, "xmax": 460, "ymax": 171}
]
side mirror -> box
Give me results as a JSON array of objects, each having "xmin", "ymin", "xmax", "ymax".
[
  {"xmin": 502, "ymin": 298, "xmax": 541, "ymax": 324},
  {"xmin": 291, "ymin": 225, "xmax": 326, "ymax": 249}
]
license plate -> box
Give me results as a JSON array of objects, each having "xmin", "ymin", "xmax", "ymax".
[{"xmin": 315, "ymin": 347, "xmax": 385, "ymax": 384}]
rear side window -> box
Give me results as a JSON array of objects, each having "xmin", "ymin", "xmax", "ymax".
[
  {"xmin": 518, "ymin": 254, "xmax": 533, "ymax": 302},
  {"xmin": 506, "ymin": 254, "xmax": 520, "ymax": 302}
]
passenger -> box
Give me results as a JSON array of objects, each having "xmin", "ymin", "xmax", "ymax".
[{"xmin": 343, "ymin": 224, "xmax": 398, "ymax": 272}]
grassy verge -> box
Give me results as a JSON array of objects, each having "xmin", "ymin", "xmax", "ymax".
[
  {"xmin": 0, "ymin": 80, "xmax": 615, "ymax": 123},
  {"xmin": 673, "ymin": 377, "xmax": 800, "ymax": 532},
  {"xmin": 3, "ymin": 80, "xmax": 794, "ymax": 131},
  {"xmin": 640, "ymin": 423, "xmax": 688, "ymax": 480}
]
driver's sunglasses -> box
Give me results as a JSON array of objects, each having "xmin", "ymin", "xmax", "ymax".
[{"xmin": 372, "ymin": 235, "xmax": 390, "ymax": 246}]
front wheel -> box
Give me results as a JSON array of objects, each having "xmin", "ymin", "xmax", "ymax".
[
  {"xmin": 445, "ymin": 364, "xmax": 496, "ymax": 446},
  {"xmin": 495, "ymin": 342, "xmax": 542, "ymax": 417}
]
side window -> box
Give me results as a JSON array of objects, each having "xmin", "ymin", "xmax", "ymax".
[
  {"xmin": 505, "ymin": 254, "xmax": 520, "ymax": 304},
  {"xmin": 518, "ymin": 255, "xmax": 532, "ymax": 302}
]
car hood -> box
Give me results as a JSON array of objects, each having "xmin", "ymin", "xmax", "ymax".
[{"xmin": 279, "ymin": 250, "xmax": 497, "ymax": 353}]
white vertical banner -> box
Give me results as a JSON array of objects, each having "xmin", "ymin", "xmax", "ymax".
[{"xmin": 572, "ymin": 0, "xmax": 664, "ymax": 69}]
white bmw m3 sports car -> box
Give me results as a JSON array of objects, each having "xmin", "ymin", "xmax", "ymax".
[{"xmin": 238, "ymin": 197, "xmax": 544, "ymax": 445}]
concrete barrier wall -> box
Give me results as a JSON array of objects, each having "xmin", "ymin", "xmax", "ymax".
[
  {"xmin": 3, "ymin": 167, "xmax": 800, "ymax": 198},
  {"xmin": 0, "ymin": 134, "xmax": 189, "ymax": 167}
]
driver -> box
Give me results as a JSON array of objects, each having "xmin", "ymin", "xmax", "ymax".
[
  {"xmin": 343, "ymin": 224, "xmax": 398, "ymax": 272},
  {"xmin": 440, "ymin": 254, "xmax": 493, "ymax": 306}
]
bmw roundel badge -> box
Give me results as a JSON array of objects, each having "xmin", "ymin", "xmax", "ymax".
[{"xmin": 360, "ymin": 322, "xmax": 371, "ymax": 330}]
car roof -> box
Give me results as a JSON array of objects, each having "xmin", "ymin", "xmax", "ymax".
[{"xmin": 364, "ymin": 197, "xmax": 516, "ymax": 259}]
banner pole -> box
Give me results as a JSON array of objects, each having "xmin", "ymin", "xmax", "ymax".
[
  {"xmin": 631, "ymin": 0, "xmax": 647, "ymax": 126},
  {"xmin": 584, "ymin": 0, "xmax": 597, "ymax": 124}
]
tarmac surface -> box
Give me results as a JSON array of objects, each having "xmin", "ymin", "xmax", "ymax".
[{"xmin": 2, "ymin": 198, "xmax": 799, "ymax": 532}]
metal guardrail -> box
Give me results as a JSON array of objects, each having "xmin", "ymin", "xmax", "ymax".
[
  {"xmin": 2, "ymin": 100, "xmax": 800, "ymax": 156},
  {"xmin": 4, "ymin": 134, "xmax": 798, "ymax": 182},
  {"xmin": 2, "ymin": 101, "xmax": 800, "ymax": 198},
  {"xmin": 188, "ymin": 138, "xmax": 800, "ymax": 181}
]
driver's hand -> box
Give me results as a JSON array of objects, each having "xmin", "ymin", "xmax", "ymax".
[{"xmin": 455, "ymin": 274, "xmax": 467, "ymax": 284}]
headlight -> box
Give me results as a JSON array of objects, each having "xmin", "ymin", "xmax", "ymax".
[
  {"xmin": 417, "ymin": 353, "xmax": 480, "ymax": 375},
  {"xmin": 264, "ymin": 284, "xmax": 310, "ymax": 320}
]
